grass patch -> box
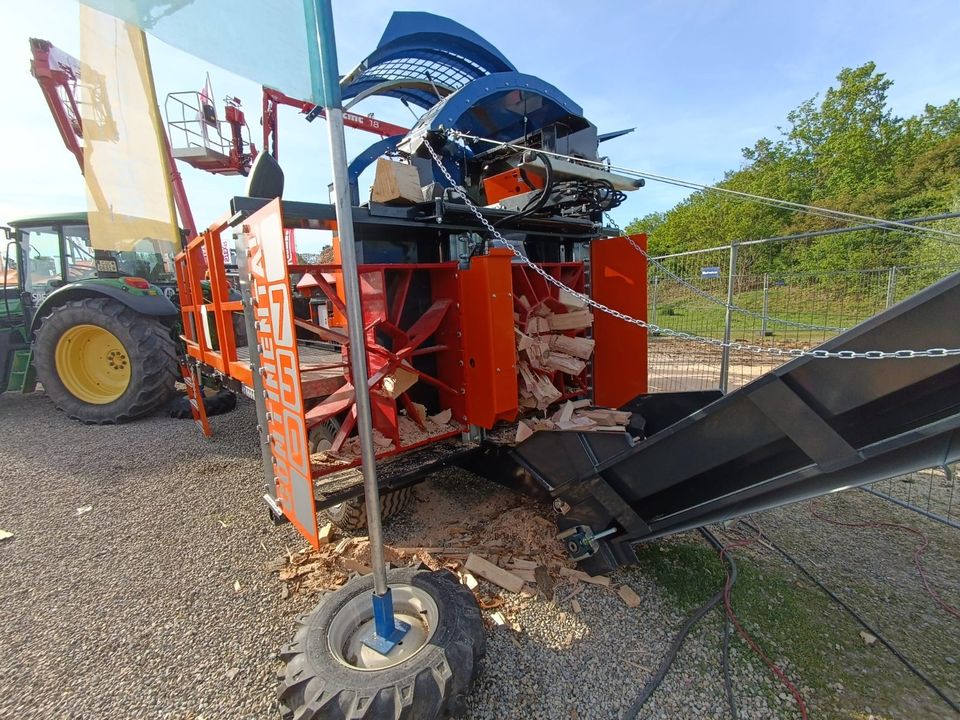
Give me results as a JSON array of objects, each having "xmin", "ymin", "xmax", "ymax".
[
  {"xmin": 633, "ymin": 540, "xmax": 725, "ymax": 611},
  {"xmin": 633, "ymin": 538, "xmax": 942, "ymax": 718}
]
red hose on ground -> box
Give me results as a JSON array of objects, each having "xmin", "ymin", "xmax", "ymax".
[
  {"xmin": 716, "ymin": 533, "xmax": 809, "ymax": 720},
  {"xmin": 809, "ymin": 504, "xmax": 960, "ymax": 622}
]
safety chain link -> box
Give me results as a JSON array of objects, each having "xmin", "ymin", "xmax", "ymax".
[
  {"xmin": 606, "ymin": 215, "xmax": 847, "ymax": 333},
  {"xmin": 423, "ymin": 137, "xmax": 960, "ymax": 360}
]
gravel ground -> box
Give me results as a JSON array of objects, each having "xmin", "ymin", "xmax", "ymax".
[
  {"xmin": 756, "ymin": 491, "xmax": 960, "ymax": 717},
  {"xmin": 4, "ymin": 391, "xmax": 951, "ymax": 719},
  {"xmin": 0, "ymin": 392, "xmax": 308, "ymax": 719},
  {"xmin": 464, "ymin": 577, "xmax": 780, "ymax": 720}
]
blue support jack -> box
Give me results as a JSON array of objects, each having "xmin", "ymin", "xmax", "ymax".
[{"xmin": 361, "ymin": 587, "xmax": 411, "ymax": 655}]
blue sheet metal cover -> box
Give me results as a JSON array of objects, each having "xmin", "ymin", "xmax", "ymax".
[{"xmin": 342, "ymin": 12, "xmax": 516, "ymax": 110}]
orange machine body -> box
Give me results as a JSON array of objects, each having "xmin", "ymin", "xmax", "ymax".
[{"xmin": 482, "ymin": 167, "xmax": 545, "ymax": 205}]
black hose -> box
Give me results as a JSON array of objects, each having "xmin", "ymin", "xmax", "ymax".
[
  {"xmin": 621, "ymin": 587, "xmax": 723, "ymax": 719},
  {"xmin": 701, "ymin": 528, "xmax": 740, "ymax": 720},
  {"xmin": 622, "ymin": 527, "xmax": 738, "ymax": 720},
  {"xmin": 739, "ymin": 519, "xmax": 960, "ymax": 715},
  {"xmin": 492, "ymin": 151, "xmax": 553, "ymax": 228}
]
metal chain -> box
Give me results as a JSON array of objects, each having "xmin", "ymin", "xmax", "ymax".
[
  {"xmin": 603, "ymin": 213, "xmax": 848, "ymax": 333},
  {"xmin": 423, "ymin": 137, "xmax": 960, "ymax": 360}
]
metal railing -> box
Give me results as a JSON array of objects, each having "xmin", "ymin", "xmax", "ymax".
[
  {"xmin": 647, "ymin": 239, "xmax": 960, "ymax": 393},
  {"xmin": 866, "ymin": 465, "xmax": 959, "ymax": 529}
]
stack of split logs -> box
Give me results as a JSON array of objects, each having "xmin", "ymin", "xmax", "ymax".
[
  {"xmin": 514, "ymin": 294, "xmax": 633, "ymax": 442},
  {"xmin": 515, "ymin": 297, "xmax": 594, "ymax": 410},
  {"xmin": 515, "ymin": 399, "xmax": 632, "ymax": 442}
]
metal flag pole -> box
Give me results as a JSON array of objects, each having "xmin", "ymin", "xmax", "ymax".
[{"xmin": 310, "ymin": 0, "xmax": 408, "ymax": 654}]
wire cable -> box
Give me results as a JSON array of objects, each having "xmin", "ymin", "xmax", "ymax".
[
  {"xmin": 702, "ymin": 527, "xmax": 808, "ymax": 719},
  {"xmin": 739, "ymin": 518, "xmax": 960, "ymax": 714},
  {"xmin": 809, "ymin": 503, "xmax": 960, "ymax": 621},
  {"xmin": 450, "ymin": 130, "xmax": 960, "ymax": 245}
]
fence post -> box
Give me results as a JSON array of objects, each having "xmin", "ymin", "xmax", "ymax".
[
  {"xmin": 885, "ymin": 265, "xmax": 899, "ymax": 308},
  {"xmin": 761, "ymin": 272, "xmax": 770, "ymax": 337},
  {"xmin": 650, "ymin": 275, "xmax": 659, "ymax": 330},
  {"xmin": 719, "ymin": 242, "xmax": 738, "ymax": 393}
]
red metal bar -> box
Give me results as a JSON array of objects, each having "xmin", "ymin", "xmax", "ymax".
[
  {"xmin": 29, "ymin": 39, "xmax": 83, "ymax": 167},
  {"xmin": 262, "ymin": 87, "xmax": 408, "ymax": 155}
]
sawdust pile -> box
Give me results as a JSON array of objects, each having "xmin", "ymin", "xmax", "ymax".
[{"xmin": 268, "ymin": 485, "xmax": 575, "ymax": 601}]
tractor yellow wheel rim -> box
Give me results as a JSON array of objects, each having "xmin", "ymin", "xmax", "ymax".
[{"xmin": 54, "ymin": 324, "xmax": 131, "ymax": 404}]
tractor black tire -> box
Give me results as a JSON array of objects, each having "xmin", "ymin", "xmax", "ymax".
[
  {"xmin": 33, "ymin": 297, "xmax": 178, "ymax": 424},
  {"xmin": 167, "ymin": 388, "xmax": 238, "ymax": 419},
  {"xmin": 278, "ymin": 566, "xmax": 485, "ymax": 720},
  {"xmin": 326, "ymin": 487, "xmax": 414, "ymax": 531}
]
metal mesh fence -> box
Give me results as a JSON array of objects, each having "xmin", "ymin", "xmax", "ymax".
[
  {"xmin": 868, "ymin": 465, "xmax": 960, "ymax": 528},
  {"xmin": 648, "ymin": 249, "xmax": 958, "ymax": 392},
  {"xmin": 644, "ymin": 232, "xmax": 960, "ymax": 526}
]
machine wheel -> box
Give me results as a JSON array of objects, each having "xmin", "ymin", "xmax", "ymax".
[
  {"xmin": 167, "ymin": 388, "xmax": 238, "ymax": 418},
  {"xmin": 278, "ymin": 566, "xmax": 485, "ymax": 720},
  {"xmin": 326, "ymin": 488, "xmax": 414, "ymax": 531},
  {"xmin": 33, "ymin": 297, "xmax": 177, "ymax": 424},
  {"xmin": 309, "ymin": 419, "xmax": 415, "ymax": 531}
]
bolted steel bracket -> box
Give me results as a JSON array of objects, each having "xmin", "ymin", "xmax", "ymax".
[{"xmin": 557, "ymin": 524, "xmax": 617, "ymax": 561}]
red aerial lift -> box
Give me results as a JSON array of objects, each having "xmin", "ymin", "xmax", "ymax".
[{"xmin": 15, "ymin": 36, "xmax": 410, "ymax": 427}]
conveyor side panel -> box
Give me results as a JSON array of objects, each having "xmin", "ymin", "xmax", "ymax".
[{"xmin": 513, "ymin": 271, "xmax": 960, "ymax": 574}]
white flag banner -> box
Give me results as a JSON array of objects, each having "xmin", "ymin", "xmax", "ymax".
[{"xmin": 80, "ymin": 0, "xmax": 328, "ymax": 105}]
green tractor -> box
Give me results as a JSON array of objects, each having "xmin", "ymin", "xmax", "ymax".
[{"xmin": 1, "ymin": 212, "xmax": 180, "ymax": 423}]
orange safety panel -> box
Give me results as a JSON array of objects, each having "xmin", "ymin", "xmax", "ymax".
[
  {"xmin": 329, "ymin": 232, "xmax": 347, "ymax": 328},
  {"xmin": 244, "ymin": 199, "xmax": 319, "ymax": 549},
  {"xmin": 458, "ymin": 249, "xmax": 519, "ymax": 427},
  {"xmin": 591, "ymin": 235, "xmax": 648, "ymax": 408}
]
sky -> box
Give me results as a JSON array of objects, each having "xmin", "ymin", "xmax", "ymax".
[{"xmin": 2, "ymin": 0, "xmax": 959, "ymax": 251}]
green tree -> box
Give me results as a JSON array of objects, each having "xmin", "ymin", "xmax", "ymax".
[{"xmin": 627, "ymin": 62, "xmax": 960, "ymax": 274}]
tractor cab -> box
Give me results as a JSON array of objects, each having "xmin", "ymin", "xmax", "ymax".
[
  {"xmin": 6, "ymin": 213, "xmax": 94, "ymax": 315},
  {"xmin": 5, "ymin": 213, "xmax": 180, "ymax": 318}
]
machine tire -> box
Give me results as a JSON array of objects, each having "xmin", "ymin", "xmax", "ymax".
[
  {"xmin": 33, "ymin": 297, "xmax": 177, "ymax": 424},
  {"xmin": 278, "ymin": 566, "xmax": 485, "ymax": 720},
  {"xmin": 326, "ymin": 488, "xmax": 414, "ymax": 531},
  {"xmin": 309, "ymin": 420, "xmax": 414, "ymax": 530},
  {"xmin": 167, "ymin": 388, "xmax": 237, "ymax": 419}
]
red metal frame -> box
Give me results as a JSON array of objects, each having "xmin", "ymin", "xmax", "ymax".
[
  {"xmin": 592, "ymin": 235, "xmax": 649, "ymax": 406},
  {"xmin": 460, "ymin": 249, "xmax": 519, "ymax": 427},
  {"xmin": 262, "ymin": 87, "xmax": 408, "ymax": 158},
  {"xmin": 174, "ymin": 218, "xmax": 251, "ymax": 385},
  {"xmin": 174, "ymin": 208, "xmax": 471, "ymax": 485}
]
